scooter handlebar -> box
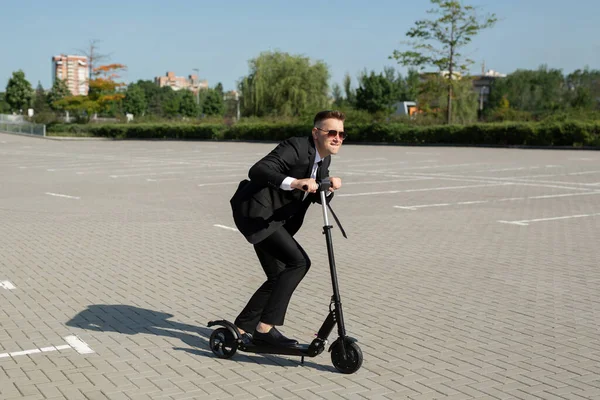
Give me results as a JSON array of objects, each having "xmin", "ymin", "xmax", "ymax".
[{"xmin": 302, "ymin": 178, "xmax": 331, "ymax": 192}]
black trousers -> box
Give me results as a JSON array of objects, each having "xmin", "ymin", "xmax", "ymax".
[{"xmin": 234, "ymin": 226, "xmax": 311, "ymax": 332}]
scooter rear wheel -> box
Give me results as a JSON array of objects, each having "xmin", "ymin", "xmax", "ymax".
[
  {"xmin": 331, "ymin": 342, "xmax": 363, "ymax": 374},
  {"xmin": 209, "ymin": 328, "xmax": 238, "ymax": 359}
]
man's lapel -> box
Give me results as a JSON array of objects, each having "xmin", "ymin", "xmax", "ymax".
[{"xmin": 306, "ymin": 136, "xmax": 316, "ymax": 178}]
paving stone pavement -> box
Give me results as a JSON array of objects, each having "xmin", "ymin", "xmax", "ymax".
[{"xmin": 1, "ymin": 132, "xmax": 600, "ymax": 400}]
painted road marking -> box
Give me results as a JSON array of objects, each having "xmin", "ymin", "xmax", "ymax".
[
  {"xmin": 146, "ymin": 173, "xmax": 243, "ymax": 182},
  {"xmin": 349, "ymin": 162, "xmax": 486, "ymax": 173},
  {"xmin": 0, "ymin": 336, "xmax": 94, "ymax": 360},
  {"xmin": 402, "ymin": 173, "xmax": 595, "ymax": 192},
  {"xmin": 336, "ymin": 157, "xmax": 388, "ymax": 164},
  {"xmin": 339, "ymin": 182, "xmax": 513, "ymax": 197},
  {"xmin": 198, "ymin": 181, "xmax": 239, "ymax": 187},
  {"xmin": 345, "ymin": 178, "xmax": 434, "ymax": 185},
  {"xmin": 45, "ymin": 192, "xmax": 80, "ymax": 200},
  {"xmin": 394, "ymin": 191, "xmax": 600, "ymax": 210},
  {"xmin": 473, "ymin": 165, "xmax": 562, "ymax": 173},
  {"xmin": 1, "ymin": 281, "xmax": 16, "ymax": 290},
  {"xmin": 64, "ymin": 335, "xmax": 95, "ymax": 354},
  {"xmin": 214, "ymin": 224, "xmax": 238, "ymax": 232},
  {"xmin": 498, "ymin": 212, "xmax": 600, "ymax": 226},
  {"xmin": 110, "ymin": 171, "xmax": 185, "ymax": 178}
]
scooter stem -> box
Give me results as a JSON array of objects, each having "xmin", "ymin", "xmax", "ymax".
[
  {"xmin": 319, "ymin": 185, "xmax": 347, "ymax": 339},
  {"xmin": 320, "ymin": 191, "xmax": 330, "ymax": 226}
]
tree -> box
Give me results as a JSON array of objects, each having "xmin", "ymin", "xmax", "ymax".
[
  {"xmin": 331, "ymin": 83, "xmax": 344, "ymax": 107},
  {"xmin": 566, "ymin": 67, "xmax": 600, "ymax": 110},
  {"xmin": 0, "ymin": 93, "xmax": 10, "ymax": 113},
  {"xmin": 239, "ymin": 50, "xmax": 329, "ymax": 117},
  {"xmin": 47, "ymin": 78, "xmax": 72, "ymax": 111},
  {"xmin": 56, "ymin": 63, "xmax": 126, "ymax": 121},
  {"xmin": 178, "ymin": 90, "xmax": 198, "ymax": 117},
  {"xmin": 77, "ymin": 39, "xmax": 111, "ymax": 82},
  {"xmin": 416, "ymin": 73, "xmax": 478, "ymax": 123},
  {"xmin": 54, "ymin": 96, "xmax": 101, "ymax": 122},
  {"xmin": 201, "ymin": 89, "xmax": 225, "ymax": 116},
  {"xmin": 88, "ymin": 64, "xmax": 127, "ymax": 110},
  {"xmin": 398, "ymin": 69, "xmax": 421, "ymax": 102},
  {"xmin": 161, "ymin": 87, "xmax": 180, "ymax": 117},
  {"xmin": 5, "ymin": 70, "xmax": 34, "ymax": 113},
  {"xmin": 132, "ymin": 80, "xmax": 164, "ymax": 116},
  {"xmin": 343, "ymin": 73, "xmax": 356, "ymax": 107},
  {"xmin": 33, "ymin": 82, "xmax": 50, "ymax": 112},
  {"xmin": 391, "ymin": 0, "xmax": 497, "ymax": 124},
  {"xmin": 31, "ymin": 82, "xmax": 57, "ymax": 124},
  {"xmin": 215, "ymin": 82, "xmax": 224, "ymax": 97},
  {"xmin": 123, "ymin": 84, "xmax": 147, "ymax": 116},
  {"xmin": 355, "ymin": 71, "xmax": 396, "ymax": 114},
  {"xmin": 487, "ymin": 66, "xmax": 566, "ymax": 114}
]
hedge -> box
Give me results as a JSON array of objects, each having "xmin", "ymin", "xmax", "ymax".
[{"xmin": 47, "ymin": 121, "xmax": 600, "ymax": 147}]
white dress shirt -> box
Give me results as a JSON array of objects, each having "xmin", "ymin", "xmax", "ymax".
[{"xmin": 279, "ymin": 151, "xmax": 323, "ymax": 191}]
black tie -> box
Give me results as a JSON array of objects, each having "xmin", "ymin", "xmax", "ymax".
[{"xmin": 316, "ymin": 160, "xmax": 323, "ymax": 182}]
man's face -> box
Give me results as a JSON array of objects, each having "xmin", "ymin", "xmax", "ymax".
[{"xmin": 312, "ymin": 118, "xmax": 345, "ymax": 157}]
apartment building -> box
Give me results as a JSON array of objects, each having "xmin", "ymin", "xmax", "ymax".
[
  {"xmin": 52, "ymin": 55, "xmax": 89, "ymax": 96},
  {"xmin": 154, "ymin": 71, "xmax": 208, "ymax": 93}
]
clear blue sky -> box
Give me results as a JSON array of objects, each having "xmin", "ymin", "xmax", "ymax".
[{"xmin": 2, "ymin": 0, "xmax": 599, "ymax": 92}]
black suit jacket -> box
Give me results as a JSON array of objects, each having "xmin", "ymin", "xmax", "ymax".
[{"xmin": 230, "ymin": 136, "xmax": 332, "ymax": 244}]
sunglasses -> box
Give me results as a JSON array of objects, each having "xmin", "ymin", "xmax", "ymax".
[{"xmin": 315, "ymin": 127, "xmax": 347, "ymax": 140}]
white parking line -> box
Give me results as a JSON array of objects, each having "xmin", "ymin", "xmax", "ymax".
[
  {"xmin": 473, "ymin": 165, "xmax": 562, "ymax": 173},
  {"xmin": 198, "ymin": 181, "xmax": 239, "ymax": 187},
  {"xmin": 498, "ymin": 212, "xmax": 600, "ymax": 226},
  {"xmin": 336, "ymin": 157, "xmax": 388, "ymax": 164},
  {"xmin": 0, "ymin": 335, "xmax": 94, "ymax": 360},
  {"xmin": 146, "ymin": 173, "xmax": 243, "ymax": 182},
  {"xmin": 45, "ymin": 192, "xmax": 80, "ymax": 200},
  {"xmin": 568, "ymin": 170, "xmax": 600, "ymax": 175},
  {"xmin": 394, "ymin": 191, "xmax": 600, "ymax": 210},
  {"xmin": 345, "ymin": 178, "xmax": 434, "ymax": 185},
  {"xmin": 64, "ymin": 335, "xmax": 95, "ymax": 354},
  {"xmin": 395, "ymin": 203, "xmax": 450, "ymax": 210},
  {"xmin": 338, "ymin": 182, "xmax": 513, "ymax": 197},
  {"xmin": 110, "ymin": 171, "xmax": 185, "ymax": 178},
  {"xmin": 214, "ymin": 224, "xmax": 238, "ymax": 232},
  {"xmin": 1, "ymin": 280, "xmax": 16, "ymax": 290},
  {"xmin": 404, "ymin": 173, "xmax": 595, "ymax": 192},
  {"xmin": 350, "ymin": 162, "xmax": 486, "ymax": 173}
]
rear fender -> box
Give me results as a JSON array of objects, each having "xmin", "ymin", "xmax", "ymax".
[{"xmin": 207, "ymin": 320, "xmax": 241, "ymax": 341}]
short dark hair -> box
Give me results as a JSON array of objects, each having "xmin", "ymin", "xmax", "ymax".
[{"xmin": 313, "ymin": 110, "xmax": 345, "ymax": 126}]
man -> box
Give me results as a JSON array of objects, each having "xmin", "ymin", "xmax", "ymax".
[{"xmin": 230, "ymin": 110, "xmax": 347, "ymax": 347}]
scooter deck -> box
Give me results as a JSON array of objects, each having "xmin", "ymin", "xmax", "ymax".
[{"xmin": 239, "ymin": 342, "xmax": 311, "ymax": 356}]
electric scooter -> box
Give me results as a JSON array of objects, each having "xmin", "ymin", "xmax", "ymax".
[{"xmin": 208, "ymin": 178, "xmax": 363, "ymax": 374}]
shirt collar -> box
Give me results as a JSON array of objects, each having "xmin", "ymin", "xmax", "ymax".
[{"xmin": 314, "ymin": 151, "xmax": 323, "ymax": 164}]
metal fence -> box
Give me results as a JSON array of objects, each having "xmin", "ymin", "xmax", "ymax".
[
  {"xmin": 0, "ymin": 114, "xmax": 46, "ymax": 137},
  {"xmin": 0, "ymin": 114, "xmax": 25, "ymax": 123}
]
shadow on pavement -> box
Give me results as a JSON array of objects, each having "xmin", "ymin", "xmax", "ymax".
[{"xmin": 66, "ymin": 304, "xmax": 334, "ymax": 372}]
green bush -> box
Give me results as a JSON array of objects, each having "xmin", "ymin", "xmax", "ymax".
[
  {"xmin": 223, "ymin": 123, "xmax": 310, "ymax": 141},
  {"xmin": 46, "ymin": 121, "xmax": 600, "ymax": 147}
]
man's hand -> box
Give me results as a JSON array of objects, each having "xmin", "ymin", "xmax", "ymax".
[
  {"xmin": 292, "ymin": 178, "xmax": 318, "ymax": 193},
  {"xmin": 329, "ymin": 176, "xmax": 342, "ymax": 192}
]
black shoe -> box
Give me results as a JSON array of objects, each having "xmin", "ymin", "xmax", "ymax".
[
  {"xmin": 239, "ymin": 332, "xmax": 253, "ymax": 346},
  {"xmin": 252, "ymin": 327, "xmax": 298, "ymax": 347}
]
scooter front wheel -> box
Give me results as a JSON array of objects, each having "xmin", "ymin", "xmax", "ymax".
[
  {"xmin": 209, "ymin": 328, "xmax": 238, "ymax": 359},
  {"xmin": 331, "ymin": 341, "xmax": 363, "ymax": 374}
]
